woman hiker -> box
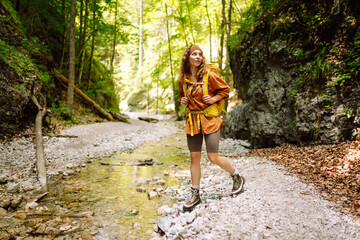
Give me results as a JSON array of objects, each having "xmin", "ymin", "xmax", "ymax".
[{"xmin": 178, "ymin": 44, "xmax": 245, "ymax": 211}]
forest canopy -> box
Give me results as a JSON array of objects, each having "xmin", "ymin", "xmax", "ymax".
[{"xmin": 4, "ymin": 0, "xmax": 252, "ymax": 118}]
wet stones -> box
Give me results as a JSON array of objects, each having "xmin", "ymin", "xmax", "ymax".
[
  {"xmin": 147, "ymin": 191, "xmax": 158, "ymax": 200},
  {"xmin": 135, "ymin": 175, "xmax": 172, "ymax": 200},
  {"xmin": 34, "ymin": 224, "xmax": 61, "ymax": 236},
  {"xmin": 136, "ymin": 186, "xmax": 146, "ymax": 193}
]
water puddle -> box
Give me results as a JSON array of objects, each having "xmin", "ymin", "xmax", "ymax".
[{"xmin": 48, "ymin": 131, "xmax": 189, "ymax": 239}]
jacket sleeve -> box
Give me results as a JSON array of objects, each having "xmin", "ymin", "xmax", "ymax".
[{"xmin": 208, "ymin": 72, "xmax": 230, "ymax": 99}]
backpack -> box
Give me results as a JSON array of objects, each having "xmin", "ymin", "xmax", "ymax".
[{"xmin": 183, "ymin": 63, "xmax": 228, "ymax": 135}]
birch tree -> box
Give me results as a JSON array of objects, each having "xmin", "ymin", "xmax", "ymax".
[
  {"xmin": 205, "ymin": 0, "xmax": 212, "ymax": 61},
  {"xmin": 165, "ymin": 3, "xmax": 180, "ymax": 119},
  {"xmin": 138, "ymin": 0, "xmax": 144, "ymax": 84}
]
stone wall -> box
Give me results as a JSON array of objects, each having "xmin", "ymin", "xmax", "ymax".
[{"xmin": 223, "ymin": 0, "xmax": 360, "ymax": 148}]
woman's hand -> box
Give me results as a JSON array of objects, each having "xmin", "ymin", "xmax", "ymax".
[
  {"xmin": 202, "ymin": 95, "xmax": 216, "ymax": 105},
  {"xmin": 180, "ymin": 97, "xmax": 189, "ymax": 106}
]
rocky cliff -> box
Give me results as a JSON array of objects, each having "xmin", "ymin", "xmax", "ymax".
[
  {"xmin": 0, "ymin": 2, "xmax": 42, "ymax": 137},
  {"xmin": 224, "ymin": 0, "xmax": 360, "ymax": 148}
]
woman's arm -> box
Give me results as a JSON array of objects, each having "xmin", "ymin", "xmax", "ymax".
[
  {"xmin": 202, "ymin": 94, "xmax": 223, "ymax": 105},
  {"xmin": 202, "ymin": 72, "xmax": 230, "ymax": 104}
]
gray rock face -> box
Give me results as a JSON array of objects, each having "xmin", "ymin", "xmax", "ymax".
[
  {"xmin": 224, "ymin": 1, "xmax": 360, "ymax": 148},
  {"xmin": 0, "ymin": 3, "xmax": 41, "ymax": 138}
]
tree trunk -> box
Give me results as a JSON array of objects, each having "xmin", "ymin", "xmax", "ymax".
[
  {"xmin": 87, "ymin": 0, "xmax": 96, "ymax": 90},
  {"xmin": 79, "ymin": 0, "xmax": 83, "ymax": 47},
  {"xmin": 59, "ymin": 0, "xmax": 66, "ymax": 69},
  {"xmin": 165, "ymin": 4, "xmax": 180, "ymax": 120},
  {"xmin": 67, "ymin": 0, "xmax": 76, "ymax": 113},
  {"xmin": 110, "ymin": 0, "xmax": 118, "ymax": 74},
  {"xmin": 185, "ymin": 0, "xmax": 196, "ymax": 44},
  {"xmin": 156, "ymin": 80, "xmax": 159, "ymax": 114},
  {"xmin": 77, "ymin": 0, "xmax": 83, "ymax": 85},
  {"xmin": 54, "ymin": 70, "xmax": 118, "ymax": 122},
  {"xmin": 138, "ymin": 0, "xmax": 144, "ymax": 84},
  {"xmin": 31, "ymin": 94, "xmax": 47, "ymax": 191},
  {"xmin": 175, "ymin": 0, "xmax": 189, "ymax": 46},
  {"xmin": 218, "ymin": 0, "xmax": 226, "ymax": 74},
  {"xmin": 205, "ymin": 0, "xmax": 212, "ymax": 61},
  {"xmin": 225, "ymin": 0, "xmax": 232, "ymax": 111},
  {"xmin": 78, "ymin": 0, "xmax": 89, "ymax": 86}
]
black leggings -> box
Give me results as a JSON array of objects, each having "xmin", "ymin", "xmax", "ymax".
[{"xmin": 187, "ymin": 130, "xmax": 220, "ymax": 153}]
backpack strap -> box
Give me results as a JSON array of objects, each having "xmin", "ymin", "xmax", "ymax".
[
  {"xmin": 202, "ymin": 71, "xmax": 209, "ymax": 96},
  {"xmin": 184, "ymin": 75, "xmax": 204, "ymax": 97}
]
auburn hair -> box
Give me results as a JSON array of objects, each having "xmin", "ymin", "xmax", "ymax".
[{"xmin": 178, "ymin": 45, "xmax": 208, "ymax": 83}]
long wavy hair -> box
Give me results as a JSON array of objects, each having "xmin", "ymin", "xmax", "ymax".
[{"xmin": 178, "ymin": 45, "xmax": 208, "ymax": 83}]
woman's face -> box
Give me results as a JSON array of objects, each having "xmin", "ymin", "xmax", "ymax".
[{"xmin": 189, "ymin": 50, "xmax": 203, "ymax": 68}]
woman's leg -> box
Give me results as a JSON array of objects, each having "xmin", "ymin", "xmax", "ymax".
[
  {"xmin": 184, "ymin": 134, "xmax": 203, "ymax": 211},
  {"xmin": 205, "ymin": 130, "xmax": 234, "ymax": 174},
  {"xmin": 190, "ymin": 152, "xmax": 201, "ymax": 186},
  {"xmin": 205, "ymin": 130, "xmax": 244, "ymax": 195},
  {"xmin": 187, "ymin": 133, "xmax": 203, "ymax": 186},
  {"xmin": 207, "ymin": 153, "xmax": 234, "ymax": 174}
]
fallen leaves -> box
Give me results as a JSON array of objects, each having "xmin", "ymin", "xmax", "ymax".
[{"xmin": 245, "ymin": 140, "xmax": 360, "ymax": 217}]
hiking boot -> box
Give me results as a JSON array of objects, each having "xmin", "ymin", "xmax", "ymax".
[
  {"xmin": 231, "ymin": 174, "xmax": 245, "ymax": 195},
  {"xmin": 183, "ymin": 188, "xmax": 201, "ymax": 211}
]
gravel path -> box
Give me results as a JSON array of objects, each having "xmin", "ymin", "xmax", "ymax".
[
  {"xmin": 155, "ymin": 152, "xmax": 360, "ymax": 239},
  {"xmin": 153, "ymin": 139, "xmax": 360, "ymax": 239},
  {"xmin": 1, "ymin": 117, "xmax": 359, "ymax": 239}
]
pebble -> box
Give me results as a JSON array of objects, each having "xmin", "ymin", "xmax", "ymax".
[
  {"xmin": 133, "ymin": 222, "xmax": 141, "ymax": 230},
  {"xmin": 0, "ymin": 173, "xmax": 9, "ymax": 184},
  {"xmin": 0, "ymin": 208, "xmax": 7, "ymax": 216},
  {"xmin": 147, "ymin": 191, "xmax": 158, "ymax": 200},
  {"xmin": 10, "ymin": 195, "xmax": 23, "ymax": 208},
  {"xmin": 136, "ymin": 186, "xmax": 146, "ymax": 193},
  {"xmin": 25, "ymin": 201, "xmax": 38, "ymax": 210}
]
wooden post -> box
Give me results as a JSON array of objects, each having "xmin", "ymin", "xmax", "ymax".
[{"xmin": 31, "ymin": 94, "xmax": 48, "ymax": 191}]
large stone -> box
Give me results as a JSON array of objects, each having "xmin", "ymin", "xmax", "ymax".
[
  {"xmin": 10, "ymin": 195, "xmax": 23, "ymax": 209},
  {"xmin": 157, "ymin": 205, "xmax": 173, "ymax": 216},
  {"xmin": 147, "ymin": 191, "xmax": 158, "ymax": 200},
  {"xmin": 157, "ymin": 217, "xmax": 171, "ymax": 234},
  {"xmin": 0, "ymin": 208, "xmax": 7, "ymax": 216},
  {"xmin": 6, "ymin": 182, "xmax": 19, "ymax": 193},
  {"xmin": 20, "ymin": 179, "xmax": 36, "ymax": 191},
  {"xmin": 34, "ymin": 224, "xmax": 61, "ymax": 235}
]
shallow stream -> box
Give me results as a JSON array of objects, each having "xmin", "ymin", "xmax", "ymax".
[{"xmin": 48, "ymin": 131, "xmax": 189, "ymax": 239}]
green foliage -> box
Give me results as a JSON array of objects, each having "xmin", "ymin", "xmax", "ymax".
[
  {"xmin": 341, "ymin": 30, "xmax": 360, "ymax": 77},
  {"xmin": 298, "ymin": 43, "xmax": 332, "ymax": 86},
  {"xmin": 288, "ymin": 89, "xmax": 298, "ymax": 98},
  {"xmin": 293, "ymin": 48, "xmax": 304, "ymax": 59},
  {"xmin": 341, "ymin": 108, "xmax": 351, "ymax": 120},
  {"xmin": 321, "ymin": 93, "xmax": 330, "ymax": 102},
  {"xmin": 0, "ymin": 39, "xmax": 35, "ymax": 75},
  {"xmin": 1, "ymin": 0, "xmax": 23, "ymax": 29},
  {"xmin": 49, "ymin": 100, "xmax": 79, "ymax": 124},
  {"xmin": 127, "ymin": 89, "xmax": 148, "ymax": 111}
]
